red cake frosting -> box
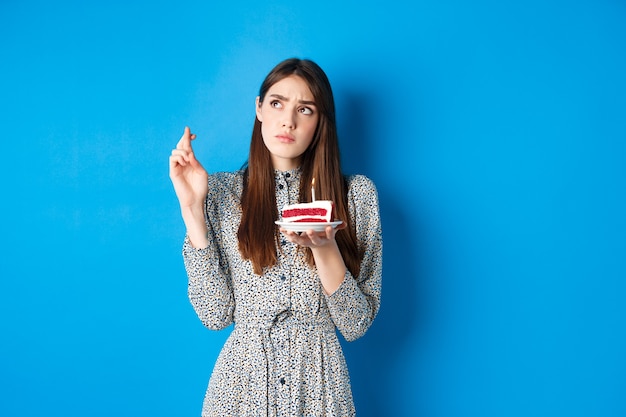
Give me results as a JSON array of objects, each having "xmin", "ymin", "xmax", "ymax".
[{"xmin": 281, "ymin": 200, "xmax": 335, "ymax": 223}]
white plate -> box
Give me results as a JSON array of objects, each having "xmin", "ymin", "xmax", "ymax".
[{"xmin": 275, "ymin": 220, "xmax": 343, "ymax": 232}]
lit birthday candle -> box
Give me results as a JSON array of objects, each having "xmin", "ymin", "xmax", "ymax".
[{"xmin": 311, "ymin": 177, "xmax": 316, "ymax": 202}]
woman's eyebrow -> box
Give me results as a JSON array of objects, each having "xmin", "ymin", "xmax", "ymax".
[{"xmin": 269, "ymin": 94, "xmax": 316, "ymax": 106}]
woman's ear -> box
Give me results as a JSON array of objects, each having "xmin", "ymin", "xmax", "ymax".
[{"xmin": 255, "ymin": 96, "xmax": 263, "ymax": 122}]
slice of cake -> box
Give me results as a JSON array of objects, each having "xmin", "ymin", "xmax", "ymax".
[{"xmin": 281, "ymin": 200, "xmax": 335, "ymax": 223}]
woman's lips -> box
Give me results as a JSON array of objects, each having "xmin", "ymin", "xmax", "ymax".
[{"xmin": 276, "ymin": 134, "xmax": 295, "ymax": 143}]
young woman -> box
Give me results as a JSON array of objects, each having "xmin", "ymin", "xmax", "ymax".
[{"xmin": 169, "ymin": 58, "xmax": 382, "ymax": 417}]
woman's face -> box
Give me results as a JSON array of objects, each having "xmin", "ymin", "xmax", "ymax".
[{"xmin": 256, "ymin": 75, "xmax": 319, "ymax": 171}]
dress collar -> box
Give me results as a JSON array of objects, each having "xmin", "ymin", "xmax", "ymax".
[{"xmin": 274, "ymin": 166, "xmax": 302, "ymax": 183}]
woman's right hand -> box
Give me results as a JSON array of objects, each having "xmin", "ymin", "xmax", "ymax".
[
  {"xmin": 169, "ymin": 126, "xmax": 208, "ymax": 209},
  {"xmin": 169, "ymin": 127, "xmax": 210, "ymax": 248}
]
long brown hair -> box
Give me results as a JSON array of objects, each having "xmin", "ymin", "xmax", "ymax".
[{"xmin": 238, "ymin": 58, "xmax": 363, "ymax": 276}]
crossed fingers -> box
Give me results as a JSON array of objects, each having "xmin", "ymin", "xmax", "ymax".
[{"xmin": 170, "ymin": 127, "xmax": 197, "ymax": 167}]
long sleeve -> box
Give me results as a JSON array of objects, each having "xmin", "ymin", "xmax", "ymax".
[
  {"xmin": 183, "ymin": 237, "xmax": 234, "ymax": 331},
  {"xmin": 183, "ymin": 174, "xmax": 238, "ymax": 331},
  {"xmin": 325, "ymin": 175, "xmax": 383, "ymax": 342}
]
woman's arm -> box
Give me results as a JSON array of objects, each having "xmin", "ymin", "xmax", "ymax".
[
  {"xmin": 171, "ymin": 128, "xmax": 234, "ymax": 329},
  {"xmin": 281, "ymin": 175, "xmax": 383, "ymax": 341},
  {"xmin": 310, "ymin": 240, "xmax": 347, "ymax": 295},
  {"xmin": 325, "ymin": 176, "xmax": 382, "ymax": 341},
  {"xmin": 182, "ymin": 177, "xmax": 236, "ymax": 331},
  {"xmin": 282, "ymin": 225, "xmax": 348, "ymax": 296}
]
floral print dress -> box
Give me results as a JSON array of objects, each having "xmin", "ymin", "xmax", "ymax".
[{"xmin": 182, "ymin": 168, "xmax": 382, "ymax": 417}]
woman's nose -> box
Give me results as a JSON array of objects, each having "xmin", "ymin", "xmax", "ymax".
[{"xmin": 282, "ymin": 111, "xmax": 296, "ymax": 128}]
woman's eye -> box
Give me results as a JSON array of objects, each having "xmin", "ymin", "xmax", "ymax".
[
  {"xmin": 270, "ymin": 100, "xmax": 282, "ymax": 109},
  {"xmin": 299, "ymin": 107, "xmax": 313, "ymax": 115}
]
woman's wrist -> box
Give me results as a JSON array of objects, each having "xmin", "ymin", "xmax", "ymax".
[
  {"xmin": 311, "ymin": 242, "xmax": 347, "ymax": 295},
  {"xmin": 181, "ymin": 204, "xmax": 209, "ymax": 248}
]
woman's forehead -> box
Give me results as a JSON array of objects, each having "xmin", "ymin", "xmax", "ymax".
[{"xmin": 266, "ymin": 75, "xmax": 315, "ymax": 102}]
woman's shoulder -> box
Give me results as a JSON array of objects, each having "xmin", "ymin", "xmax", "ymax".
[
  {"xmin": 208, "ymin": 169, "xmax": 245, "ymax": 197},
  {"xmin": 345, "ymin": 174, "xmax": 378, "ymax": 195},
  {"xmin": 344, "ymin": 174, "xmax": 380, "ymax": 222},
  {"xmin": 209, "ymin": 169, "xmax": 244, "ymax": 182}
]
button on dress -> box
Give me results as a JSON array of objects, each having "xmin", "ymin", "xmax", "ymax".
[{"xmin": 182, "ymin": 168, "xmax": 383, "ymax": 417}]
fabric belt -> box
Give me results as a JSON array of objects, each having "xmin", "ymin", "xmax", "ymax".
[{"xmin": 235, "ymin": 310, "xmax": 335, "ymax": 333}]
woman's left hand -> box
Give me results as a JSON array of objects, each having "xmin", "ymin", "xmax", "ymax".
[{"xmin": 280, "ymin": 223, "xmax": 346, "ymax": 248}]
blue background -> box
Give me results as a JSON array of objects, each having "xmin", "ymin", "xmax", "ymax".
[{"xmin": 1, "ymin": 1, "xmax": 625, "ymax": 416}]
